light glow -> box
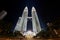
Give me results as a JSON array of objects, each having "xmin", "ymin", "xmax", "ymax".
[{"xmin": 23, "ymin": 30, "xmax": 36, "ymax": 38}]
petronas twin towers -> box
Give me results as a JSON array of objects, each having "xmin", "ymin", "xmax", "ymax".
[{"xmin": 14, "ymin": 7, "xmax": 41, "ymax": 36}]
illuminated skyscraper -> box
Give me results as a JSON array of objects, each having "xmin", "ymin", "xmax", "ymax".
[
  {"xmin": 32, "ymin": 7, "xmax": 41, "ymax": 34},
  {"xmin": 14, "ymin": 7, "xmax": 41, "ymax": 36},
  {"xmin": 14, "ymin": 7, "xmax": 28, "ymax": 34}
]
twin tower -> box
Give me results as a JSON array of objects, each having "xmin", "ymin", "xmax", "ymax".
[{"xmin": 14, "ymin": 7, "xmax": 41, "ymax": 36}]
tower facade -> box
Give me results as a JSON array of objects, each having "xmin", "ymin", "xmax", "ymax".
[
  {"xmin": 14, "ymin": 7, "xmax": 41, "ymax": 36},
  {"xmin": 32, "ymin": 7, "xmax": 41, "ymax": 34},
  {"xmin": 14, "ymin": 7, "xmax": 28, "ymax": 34}
]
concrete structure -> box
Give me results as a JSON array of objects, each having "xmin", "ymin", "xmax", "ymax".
[
  {"xmin": 14, "ymin": 7, "xmax": 41, "ymax": 36},
  {"xmin": 32, "ymin": 7, "xmax": 41, "ymax": 34},
  {"xmin": 14, "ymin": 7, "xmax": 28, "ymax": 34}
]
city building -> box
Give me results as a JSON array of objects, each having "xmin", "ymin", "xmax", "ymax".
[{"xmin": 14, "ymin": 7, "xmax": 41, "ymax": 37}]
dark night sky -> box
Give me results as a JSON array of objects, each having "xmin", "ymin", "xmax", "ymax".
[{"xmin": 0, "ymin": 0, "xmax": 60, "ymax": 31}]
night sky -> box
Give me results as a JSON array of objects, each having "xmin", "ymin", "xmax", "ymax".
[{"xmin": 0, "ymin": 0, "xmax": 60, "ymax": 31}]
